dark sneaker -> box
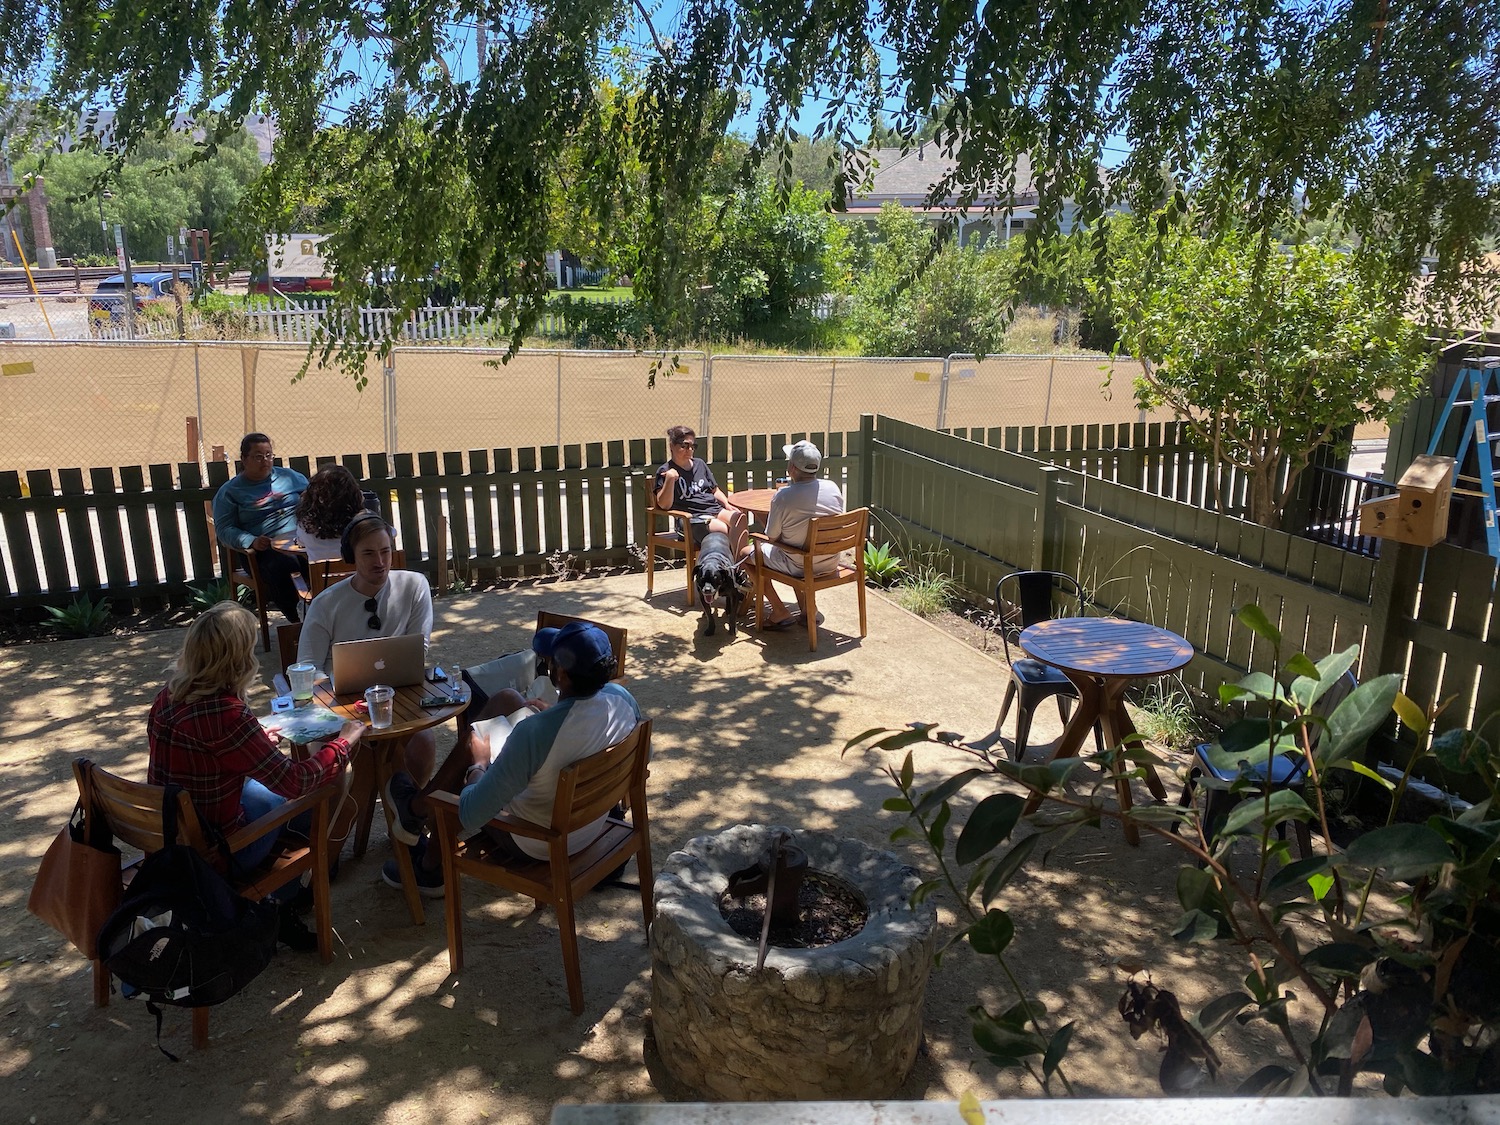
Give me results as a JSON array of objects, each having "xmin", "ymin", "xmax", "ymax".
[
  {"xmin": 381, "ymin": 838, "xmax": 446, "ymax": 898},
  {"xmin": 277, "ymin": 904, "xmax": 320, "ymax": 952},
  {"xmin": 288, "ymin": 879, "xmax": 314, "ymax": 913},
  {"xmin": 383, "ymin": 771, "xmax": 424, "ymax": 846}
]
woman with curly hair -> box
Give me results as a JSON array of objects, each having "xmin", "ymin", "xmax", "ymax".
[
  {"xmin": 295, "ymin": 464, "xmax": 367, "ymax": 562},
  {"xmin": 147, "ymin": 601, "xmax": 365, "ymax": 948}
]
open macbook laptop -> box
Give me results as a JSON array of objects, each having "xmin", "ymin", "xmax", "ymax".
[{"xmin": 330, "ymin": 633, "xmax": 427, "ymax": 696}]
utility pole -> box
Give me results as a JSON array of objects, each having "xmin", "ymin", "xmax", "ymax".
[{"xmin": 115, "ymin": 223, "xmax": 137, "ymax": 339}]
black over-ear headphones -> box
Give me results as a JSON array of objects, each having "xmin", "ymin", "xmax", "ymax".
[{"xmin": 340, "ymin": 511, "xmax": 393, "ymax": 564}]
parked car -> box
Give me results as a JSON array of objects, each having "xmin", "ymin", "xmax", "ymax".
[
  {"xmin": 88, "ymin": 272, "xmax": 198, "ymax": 333},
  {"xmin": 248, "ymin": 273, "xmax": 334, "ymax": 295}
]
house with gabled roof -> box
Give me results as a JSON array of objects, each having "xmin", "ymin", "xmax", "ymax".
[{"xmin": 844, "ymin": 144, "xmax": 1095, "ymax": 247}]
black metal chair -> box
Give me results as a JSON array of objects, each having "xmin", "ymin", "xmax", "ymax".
[
  {"xmin": 1177, "ymin": 670, "xmax": 1359, "ymax": 858},
  {"xmin": 993, "ymin": 570, "xmax": 1105, "ymax": 762}
]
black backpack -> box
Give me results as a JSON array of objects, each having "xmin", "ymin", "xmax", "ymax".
[{"xmin": 96, "ymin": 786, "xmax": 279, "ymax": 1058}]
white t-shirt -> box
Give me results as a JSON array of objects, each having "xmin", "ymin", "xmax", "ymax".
[
  {"xmin": 297, "ymin": 570, "xmax": 434, "ymax": 671},
  {"xmin": 295, "ymin": 520, "xmax": 345, "ymax": 564},
  {"xmin": 762, "ymin": 478, "xmax": 847, "ymax": 576}
]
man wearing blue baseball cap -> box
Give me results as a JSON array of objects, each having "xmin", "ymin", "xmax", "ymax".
[{"xmin": 381, "ymin": 621, "xmax": 641, "ymax": 895}]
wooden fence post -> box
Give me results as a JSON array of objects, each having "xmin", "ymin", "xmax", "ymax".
[
  {"xmin": 857, "ymin": 414, "xmax": 876, "ymax": 512},
  {"xmin": 241, "ymin": 346, "xmax": 258, "ymax": 435},
  {"xmin": 435, "ymin": 515, "xmax": 449, "ymax": 594},
  {"xmin": 186, "ymin": 416, "xmax": 199, "ymax": 463},
  {"xmin": 1363, "ymin": 540, "xmax": 1416, "ymax": 679},
  {"xmin": 1032, "ymin": 463, "xmax": 1065, "ymax": 573}
]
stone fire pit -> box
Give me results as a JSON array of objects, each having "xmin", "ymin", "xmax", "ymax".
[{"xmin": 649, "ymin": 824, "xmax": 938, "ymax": 1101}]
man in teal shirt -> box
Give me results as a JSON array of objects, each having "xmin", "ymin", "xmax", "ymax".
[{"xmin": 212, "ymin": 432, "xmax": 308, "ymax": 622}]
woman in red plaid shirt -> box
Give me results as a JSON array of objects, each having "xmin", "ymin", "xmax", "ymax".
[{"xmin": 148, "ymin": 602, "xmax": 365, "ymax": 949}]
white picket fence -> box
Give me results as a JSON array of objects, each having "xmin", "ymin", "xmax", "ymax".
[
  {"xmin": 57, "ymin": 291, "xmax": 846, "ymax": 342},
  {"xmin": 239, "ymin": 295, "xmax": 636, "ymax": 343},
  {"xmin": 75, "ymin": 294, "xmax": 635, "ymax": 343}
]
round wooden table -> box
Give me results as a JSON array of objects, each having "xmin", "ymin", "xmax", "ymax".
[
  {"xmin": 312, "ymin": 680, "xmax": 466, "ymax": 923},
  {"xmin": 730, "ymin": 488, "xmax": 778, "ymax": 522},
  {"xmin": 1018, "ymin": 617, "xmax": 1193, "ymax": 846}
]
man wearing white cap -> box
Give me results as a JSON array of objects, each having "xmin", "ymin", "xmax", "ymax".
[{"xmin": 742, "ymin": 439, "xmax": 846, "ymax": 629}]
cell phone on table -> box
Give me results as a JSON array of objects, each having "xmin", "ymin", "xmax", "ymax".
[
  {"xmin": 420, "ymin": 694, "xmax": 454, "ymax": 708},
  {"xmin": 427, "ymin": 666, "xmax": 448, "ymax": 683}
]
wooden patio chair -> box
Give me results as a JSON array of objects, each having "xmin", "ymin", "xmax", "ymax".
[
  {"xmin": 74, "ymin": 756, "xmax": 341, "ymax": 1048},
  {"xmin": 536, "ymin": 610, "xmax": 629, "ymax": 682},
  {"xmin": 210, "ymin": 511, "xmax": 272, "ymax": 652},
  {"xmin": 293, "ymin": 548, "xmax": 405, "ymax": 606},
  {"xmin": 639, "ymin": 475, "xmax": 697, "ymax": 607},
  {"xmin": 428, "ymin": 719, "xmax": 654, "ymax": 1014},
  {"xmin": 751, "ymin": 507, "xmax": 869, "ymax": 651},
  {"xmin": 276, "ymin": 621, "xmax": 301, "ymax": 677}
]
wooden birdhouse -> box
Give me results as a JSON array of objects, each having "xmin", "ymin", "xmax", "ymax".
[{"xmin": 1358, "ymin": 454, "xmax": 1455, "ymax": 547}]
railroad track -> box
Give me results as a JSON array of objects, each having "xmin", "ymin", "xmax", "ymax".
[{"xmin": 0, "ymin": 266, "xmax": 247, "ymax": 294}]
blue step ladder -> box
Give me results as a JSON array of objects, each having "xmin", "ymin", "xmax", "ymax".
[{"xmin": 1426, "ymin": 358, "xmax": 1500, "ymax": 558}]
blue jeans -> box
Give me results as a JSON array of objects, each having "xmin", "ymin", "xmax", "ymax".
[{"xmin": 234, "ymin": 779, "xmax": 312, "ymax": 903}]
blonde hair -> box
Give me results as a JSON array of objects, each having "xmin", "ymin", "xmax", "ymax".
[{"xmin": 167, "ymin": 602, "xmax": 261, "ymax": 703}]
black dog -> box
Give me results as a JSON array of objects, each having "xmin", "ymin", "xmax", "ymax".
[{"xmin": 693, "ymin": 531, "xmax": 750, "ymax": 636}]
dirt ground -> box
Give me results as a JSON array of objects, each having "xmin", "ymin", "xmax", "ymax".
[{"xmin": 3, "ymin": 570, "xmax": 1328, "ymax": 1123}]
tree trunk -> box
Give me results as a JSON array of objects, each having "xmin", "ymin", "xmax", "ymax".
[{"xmin": 1248, "ymin": 464, "xmax": 1280, "ymax": 526}]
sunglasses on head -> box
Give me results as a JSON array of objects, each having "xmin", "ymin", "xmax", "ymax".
[{"xmin": 364, "ymin": 596, "xmax": 381, "ymax": 630}]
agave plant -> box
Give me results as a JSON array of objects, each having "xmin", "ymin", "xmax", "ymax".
[
  {"xmin": 186, "ymin": 578, "xmax": 251, "ymax": 614},
  {"xmin": 45, "ymin": 595, "xmax": 114, "ymax": 638},
  {"xmin": 863, "ymin": 541, "xmax": 904, "ymax": 588}
]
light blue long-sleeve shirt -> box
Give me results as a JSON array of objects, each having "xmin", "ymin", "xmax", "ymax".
[
  {"xmin": 212, "ymin": 466, "xmax": 308, "ymax": 550},
  {"xmin": 459, "ymin": 683, "xmax": 642, "ymax": 859}
]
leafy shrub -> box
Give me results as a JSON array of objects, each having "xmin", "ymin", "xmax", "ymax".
[
  {"xmin": 848, "ymin": 604, "xmax": 1497, "ymax": 1097},
  {"xmin": 45, "ymin": 595, "xmax": 113, "ymax": 638},
  {"xmin": 850, "ymin": 204, "xmax": 1011, "ymax": 357},
  {"xmin": 550, "ymin": 294, "xmax": 654, "ymax": 348}
]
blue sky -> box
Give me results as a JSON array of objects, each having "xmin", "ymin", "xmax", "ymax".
[{"xmin": 315, "ymin": 6, "xmax": 1131, "ymax": 164}]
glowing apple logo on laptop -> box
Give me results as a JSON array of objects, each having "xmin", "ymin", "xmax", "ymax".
[{"xmin": 374, "ymin": 658, "xmax": 386, "ymax": 670}]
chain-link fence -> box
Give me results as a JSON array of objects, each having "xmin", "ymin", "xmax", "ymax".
[{"xmin": 0, "ymin": 339, "xmax": 1165, "ymax": 476}]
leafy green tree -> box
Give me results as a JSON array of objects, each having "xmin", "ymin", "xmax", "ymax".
[
  {"xmin": 8, "ymin": 0, "xmax": 1497, "ymax": 369},
  {"xmin": 783, "ymin": 134, "xmax": 840, "ymax": 194},
  {"xmin": 850, "ymin": 204, "xmax": 1011, "ymax": 357},
  {"xmin": 692, "ymin": 175, "xmax": 852, "ymax": 339},
  {"xmin": 1101, "ymin": 217, "xmax": 1431, "ymax": 526},
  {"xmin": 18, "ymin": 128, "xmax": 263, "ymax": 259}
]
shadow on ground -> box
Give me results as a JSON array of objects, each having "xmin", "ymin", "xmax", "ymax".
[{"xmin": 1, "ymin": 568, "xmax": 1298, "ymax": 1123}]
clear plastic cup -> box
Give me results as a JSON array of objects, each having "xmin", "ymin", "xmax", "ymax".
[
  {"xmin": 288, "ymin": 661, "xmax": 317, "ymax": 702},
  {"xmin": 365, "ymin": 684, "xmax": 395, "ymax": 729}
]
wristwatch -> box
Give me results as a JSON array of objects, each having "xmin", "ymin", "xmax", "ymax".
[{"xmin": 464, "ymin": 764, "xmax": 487, "ymax": 784}]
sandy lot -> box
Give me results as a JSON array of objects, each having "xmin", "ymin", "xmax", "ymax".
[{"xmin": 3, "ymin": 571, "xmax": 1317, "ymax": 1123}]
